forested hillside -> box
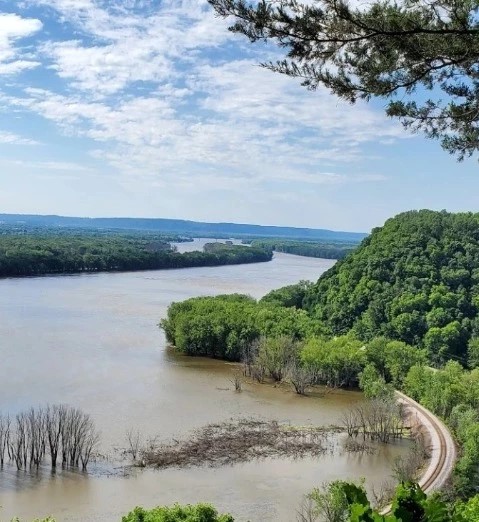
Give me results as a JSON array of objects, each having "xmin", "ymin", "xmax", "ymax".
[{"xmin": 303, "ymin": 210, "xmax": 479, "ymax": 364}]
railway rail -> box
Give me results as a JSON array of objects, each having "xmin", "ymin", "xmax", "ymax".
[{"xmin": 380, "ymin": 391, "xmax": 457, "ymax": 515}]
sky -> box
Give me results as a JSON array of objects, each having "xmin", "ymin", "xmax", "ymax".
[{"xmin": 0, "ymin": 0, "xmax": 478, "ymax": 233}]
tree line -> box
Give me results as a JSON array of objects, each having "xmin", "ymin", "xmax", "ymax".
[
  {"xmin": 0, "ymin": 235, "xmax": 272, "ymax": 277},
  {"xmin": 245, "ymin": 239, "xmax": 357, "ymax": 260}
]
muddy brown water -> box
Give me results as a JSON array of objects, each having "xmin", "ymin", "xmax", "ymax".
[{"xmin": 0, "ymin": 246, "xmax": 409, "ymax": 521}]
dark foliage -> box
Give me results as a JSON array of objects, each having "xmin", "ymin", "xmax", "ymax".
[
  {"xmin": 0, "ymin": 235, "xmax": 272, "ymax": 278},
  {"xmin": 249, "ymin": 239, "xmax": 357, "ymax": 259}
]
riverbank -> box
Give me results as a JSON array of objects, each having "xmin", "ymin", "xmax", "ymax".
[
  {"xmin": 397, "ymin": 391, "xmax": 457, "ymax": 493},
  {"xmin": 0, "ymin": 235, "xmax": 272, "ymax": 278}
]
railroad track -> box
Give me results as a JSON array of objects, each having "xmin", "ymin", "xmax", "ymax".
[{"xmin": 380, "ymin": 391, "xmax": 456, "ymax": 515}]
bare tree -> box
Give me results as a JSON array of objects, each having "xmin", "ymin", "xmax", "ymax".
[
  {"xmin": 0, "ymin": 414, "xmax": 11, "ymax": 466},
  {"xmin": 230, "ymin": 371, "xmax": 243, "ymax": 392},
  {"xmin": 80, "ymin": 420, "xmax": 100, "ymax": 471},
  {"xmin": 241, "ymin": 339, "xmax": 259, "ymax": 377},
  {"xmin": 46, "ymin": 405, "xmax": 63, "ymax": 468},
  {"xmin": 340, "ymin": 409, "xmax": 359, "ymax": 438},
  {"xmin": 10, "ymin": 413, "xmax": 28, "ymax": 470},
  {"xmin": 297, "ymin": 495, "xmax": 319, "ymax": 522},
  {"xmin": 289, "ymin": 361, "xmax": 315, "ymax": 395},
  {"xmin": 371, "ymin": 480, "xmax": 396, "ymax": 509},
  {"xmin": 342, "ymin": 398, "xmax": 404, "ymax": 444},
  {"xmin": 392, "ymin": 432, "xmax": 429, "ymax": 482},
  {"xmin": 2, "ymin": 405, "xmax": 99, "ymax": 471},
  {"xmin": 125, "ymin": 428, "xmax": 142, "ymax": 461},
  {"xmin": 27, "ymin": 407, "xmax": 47, "ymax": 468}
]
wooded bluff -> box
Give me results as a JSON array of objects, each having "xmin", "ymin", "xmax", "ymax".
[{"xmin": 304, "ymin": 210, "xmax": 479, "ymax": 364}]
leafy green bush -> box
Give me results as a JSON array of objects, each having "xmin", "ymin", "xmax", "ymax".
[
  {"xmin": 121, "ymin": 503, "xmax": 234, "ymax": 522},
  {"xmin": 160, "ymin": 294, "xmax": 324, "ymax": 361}
]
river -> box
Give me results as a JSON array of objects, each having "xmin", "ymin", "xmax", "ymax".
[{"xmin": 0, "ymin": 246, "xmax": 408, "ymax": 521}]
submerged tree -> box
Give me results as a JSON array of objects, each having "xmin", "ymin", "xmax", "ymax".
[
  {"xmin": 1, "ymin": 405, "xmax": 99, "ymax": 472},
  {"xmin": 208, "ymin": 0, "xmax": 479, "ymax": 159}
]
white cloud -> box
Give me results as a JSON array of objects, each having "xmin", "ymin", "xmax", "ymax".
[
  {"xmin": 8, "ymin": 159, "xmax": 93, "ymax": 172},
  {"xmin": 31, "ymin": 0, "xmax": 231, "ymax": 95},
  {"xmin": 0, "ymin": 130, "xmax": 38, "ymax": 145},
  {"xmin": 0, "ymin": 13, "xmax": 42, "ymax": 74},
  {"xmin": 1, "ymin": 1, "xmax": 409, "ymax": 203}
]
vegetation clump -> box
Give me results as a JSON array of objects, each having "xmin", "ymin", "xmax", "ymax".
[
  {"xmin": 122, "ymin": 504, "xmax": 234, "ymax": 522},
  {"xmin": 160, "ymin": 294, "xmax": 323, "ymax": 361}
]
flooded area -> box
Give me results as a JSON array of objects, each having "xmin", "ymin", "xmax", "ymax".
[{"xmin": 0, "ymin": 251, "xmax": 409, "ymax": 521}]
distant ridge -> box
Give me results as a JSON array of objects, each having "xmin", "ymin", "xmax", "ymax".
[{"xmin": 0, "ymin": 213, "xmax": 367, "ymax": 242}]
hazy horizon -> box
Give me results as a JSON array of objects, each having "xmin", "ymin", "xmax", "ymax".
[
  {"xmin": 1, "ymin": 2, "xmax": 478, "ymax": 233},
  {"xmin": 0, "ymin": 211, "xmax": 368, "ymax": 235}
]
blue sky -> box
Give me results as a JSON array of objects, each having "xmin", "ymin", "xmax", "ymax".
[{"xmin": 0, "ymin": 0, "xmax": 477, "ymax": 233}]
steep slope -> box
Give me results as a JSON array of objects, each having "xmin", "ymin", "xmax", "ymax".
[{"xmin": 304, "ymin": 210, "xmax": 479, "ymax": 363}]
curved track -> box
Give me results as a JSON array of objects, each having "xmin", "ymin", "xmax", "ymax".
[{"xmin": 380, "ymin": 391, "xmax": 456, "ymax": 515}]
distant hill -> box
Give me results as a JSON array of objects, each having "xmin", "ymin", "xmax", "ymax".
[{"xmin": 0, "ymin": 214, "xmax": 366, "ymax": 242}]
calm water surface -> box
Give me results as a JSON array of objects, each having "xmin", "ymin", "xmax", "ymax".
[{"xmin": 0, "ymin": 251, "xmax": 408, "ymax": 521}]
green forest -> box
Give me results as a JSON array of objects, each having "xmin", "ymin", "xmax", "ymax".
[
  {"xmin": 164, "ymin": 210, "xmax": 479, "ymax": 368},
  {"xmin": 245, "ymin": 239, "xmax": 357, "ymax": 259},
  {"xmin": 0, "ymin": 235, "xmax": 272, "ymax": 277},
  {"xmin": 247, "ymin": 238, "xmax": 357, "ymax": 259},
  {"xmin": 304, "ymin": 210, "xmax": 479, "ymax": 365},
  {"xmin": 160, "ymin": 209, "xmax": 479, "ymax": 514}
]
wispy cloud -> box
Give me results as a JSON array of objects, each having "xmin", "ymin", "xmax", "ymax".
[
  {"xmin": 0, "ymin": 0, "xmax": 419, "ymax": 229},
  {"xmin": 0, "ymin": 13, "xmax": 42, "ymax": 74},
  {"xmin": 0, "ymin": 130, "xmax": 39, "ymax": 145}
]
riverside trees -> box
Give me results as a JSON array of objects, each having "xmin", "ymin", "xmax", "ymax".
[
  {"xmin": 160, "ymin": 294, "xmax": 322, "ymax": 361},
  {"xmin": 248, "ymin": 239, "xmax": 357, "ymax": 260},
  {"xmin": 0, "ymin": 235, "xmax": 272, "ymax": 277}
]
